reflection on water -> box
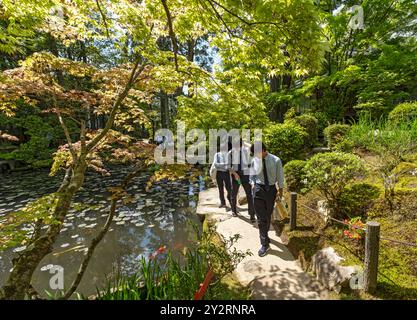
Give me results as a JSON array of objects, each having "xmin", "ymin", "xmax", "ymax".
[{"xmin": 0, "ymin": 166, "xmax": 205, "ymax": 298}]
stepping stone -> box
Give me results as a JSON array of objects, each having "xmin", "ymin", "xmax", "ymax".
[
  {"xmin": 13, "ymin": 246, "xmax": 26, "ymax": 253},
  {"xmin": 40, "ymin": 264, "xmax": 54, "ymax": 271}
]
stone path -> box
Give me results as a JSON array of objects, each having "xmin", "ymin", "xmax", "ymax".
[{"xmin": 197, "ymin": 188, "xmax": 328, "ymax": 300}]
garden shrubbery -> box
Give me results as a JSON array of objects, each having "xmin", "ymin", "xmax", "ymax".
[
  {"xmin": 339, "ymin": 183, "xmax": 381, "ymax": 218},
  {"xmin": 323, "ymin": 123, "xmax": 350, "ymax": 148},
  {"xmin": 287, "ymin": 114, "xmax": 319, "ymax": 147},
  {"xmin": 333, "ymin": 139, "xmax": 354, "ymax": 153},
  {"xmin": 388, "ymin": 101, "xmax": 417, "ymax": 124},
  {"xmin": 264, "ymin": 122, "xmax": 308, "ymax": 163},
  {"xmin": 304, "ymin": 152, "xmax": 366, "ymax": 218},
  {"xmin": 284, "ymin": 160, "xmax": 307, "ymax": 193}
]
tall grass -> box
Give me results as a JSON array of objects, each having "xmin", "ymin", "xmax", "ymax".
[
  {"xmin": 95, "ymin": 222, "xmax": 251, "ymax": 300},
  {"xmin": 348, "ymin": 114, "xmax": 417, "ymax": 204},
  {"xmin": 348, "ymin": 114, "xmax": 417, "ymax": 154},
  {"xmin": 96, "ymin": 249, "xmax": 232, "ymax": 300},
  {"xmin": 96, "ymin": 248, "xmax": 251, "ymax": 300}
]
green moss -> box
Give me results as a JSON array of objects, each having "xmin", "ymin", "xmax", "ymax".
[
  {"xmin": 213, "ymin": 274, "xmax": 252, "ymax": 300},
  {"xmin": 397, "ymin": 175, "xmax": 417, "ymax": 189}
]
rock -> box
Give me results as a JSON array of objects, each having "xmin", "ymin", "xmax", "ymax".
[
  {"xmin": 311, "ymin": 247, "xmax": 359, "ymax": 293},
  {"xmin": 317, "ymin": 200, "xmax": 330, "ymax": 223}
]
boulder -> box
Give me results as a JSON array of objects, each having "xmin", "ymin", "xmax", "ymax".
[
  {"xmin": 317, "ymin": 200, "xmax": 330, "ymax": 223},
  {"xmin": 311, "ymin": 247, "xmax": 360, "ymax": 293}
]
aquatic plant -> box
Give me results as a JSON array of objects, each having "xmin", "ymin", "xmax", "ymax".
[{"xmin": 96, "ymin": 225, "xmax": 251, "ymax": 300}]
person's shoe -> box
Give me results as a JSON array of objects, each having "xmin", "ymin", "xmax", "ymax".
[
  {"xmin": 258, "ymin": 245, "xmax": 270, "ymax": 257},
  {"xmin": 232, "ymin": 212, "xmax": 238, "ymax": 217},
  {"xmin": 218, "ymin": 203, "xmax": 226, "ymax": 208},
  {"xmin": 250, "ymin": 215, "xmax": 256, "ymax": 223}
]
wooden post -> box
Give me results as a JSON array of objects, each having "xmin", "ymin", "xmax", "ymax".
[
  {"xmin": 290, "ymin": 192, "xmax": 297, "ymax": 231},
  {"xmin": 364, "ymin": 221, "xmax": 380, "ymax": 293}
]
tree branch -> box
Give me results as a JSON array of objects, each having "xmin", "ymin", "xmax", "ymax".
[
  {"xmin": 80, "ymin": 119, "xmax": 86, "ymax": 153},
  {"xmin": 207, "ymin": 0, "xmax": 290, "ymax": 39},
  {"xmin": 202, "ymin": 0, "xmax": 258, "ymax": 46},
  {"xmin": 161, "ymin": 0, "xmax": 180, "ymax": 71},
  {"xmin": 95, "ymin": 0, "xmax": 111, "ymax": 39},
  {"xmin": 57, "ymin": 111, "xmax": 77, "ymax": 164},
  {"xmin": 86, "ymin": 58, "xmax": 145, "ymax": 152},
  {"xmin": 62, "ymin": 161, "xmax": 147, "ymax": 299}
]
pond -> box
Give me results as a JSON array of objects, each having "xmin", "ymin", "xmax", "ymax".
[{"xmin": 0, "ymin": 166, "xmax": 205, "ymax": 298}]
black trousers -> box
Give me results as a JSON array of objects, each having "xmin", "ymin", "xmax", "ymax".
[
  {"xmin": 231, "ymin": 178, "xmax": 255, "ymax": 217},
  {"xmin": 216, "ymin": 171, "xmax": 232, "ymax": 206},
  {"xmin": 254, "ymin": 184, "xmax": 277, "ymax": 246}
]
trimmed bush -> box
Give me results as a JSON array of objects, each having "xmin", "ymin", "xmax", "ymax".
[
  {"xmin": 284, "ymin": 160, "xmax": 307, "ymax": 193},
  {"xmin": 306, "ymin": 111, "xmax": 330, "ymax": 136},
  {"xmin": 333, "ymin": 139, "xmax": 354, "ymax": 153},
  {"xmin": 304, "ymin": 152, "xmax": 366, "ymax": 218},
  {"xmin": 339, "ymin": 183, "xmax": 381, "ymax": 218},
  {"xmin": 323, "ymin": 124, "xmax": 350, "ymax": 148},
  {"xmin": 283, "ymin": 107, "xmax": 297, "ymax": 120},
  {"xmin": 287, "ymin": 114, "xmax": 319, "ymax": 147},
  {"xmin": 264, "ymin": 122, "xmax": 308, "ymax": 163},
  {"xmin": 388, "ymin": 101, "xmax": 417, "ymax": 124}
]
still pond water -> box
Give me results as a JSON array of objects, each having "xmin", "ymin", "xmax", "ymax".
[{"xmin": 0, "ymin": 166, "xmax": 205, "ymax": 298}]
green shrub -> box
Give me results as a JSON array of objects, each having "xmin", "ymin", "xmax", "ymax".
[
  {"xmin": 283, "ymin": 107, "xmax": 297, "ymax": 120},
  {"xmin": 306, "ymin": 110, "xmax": 330, "ymax": 136},
  {"xmin": 388, "ymin": 101, "xmax": 417, "ymax": 124},
  {"xmin": 284, "ymin": 160, "xmax": 307, "ymax": 193},
  {"xmin": 324, "ymin": 124, "xmax": 351, "ymax": 148},
  {"xmin": 334, "ymin": 139, "xmax": 354, "ymax": 153},
  {"xmin": 286, "ymin": 114, "xmax": 319, "ymax": 147},
  {"xmin": 304, "ymin": 152, "xmax": 366, "ymax": 218},
  {"xmin": 264, "ymin": 122, "xmax": 308, "ymax": 163},
  {"xmin": 339, "ymin": 183, "xmax": 381, "ymax": 218}
]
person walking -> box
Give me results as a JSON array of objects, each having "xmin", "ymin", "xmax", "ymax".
[
  {"xmin": 210, "ymin": 142, "xmax": 232, "ymax": 210},
  {"xmin": 229, "ymin": 138, "xmax": 256, "ymax": 221},
  {"xmin": 250, "ymin": 142, "xmax": 284, "ymax": 257}
]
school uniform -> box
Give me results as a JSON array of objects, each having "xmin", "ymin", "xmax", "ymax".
[
  {"xmin": 250, "ymin": 153, "xmax": 284, "ymax": 247},
  {"xmin": 211, "ymin": 151, "xmax": 232, "ymax": 206},
  {"xmin": 228, "ymin": 146, "xmax": 255, "ymax": 218}
]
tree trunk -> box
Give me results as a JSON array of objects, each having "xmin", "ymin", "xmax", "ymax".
[
  {"xmin": 160, "ymin": 91, "xmax": 170, "ymax": 129},
  {"xmin": 269, "ymin": 75, "xmax": 280, "ymax": 92},
  {"xmin": 0, "ymin": 158, "xmax": 88, "ymax": 300}
]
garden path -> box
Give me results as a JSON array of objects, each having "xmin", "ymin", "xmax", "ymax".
[{"xmin": 197, "ymin": 188, "xmax": 328, "ymax": 300}]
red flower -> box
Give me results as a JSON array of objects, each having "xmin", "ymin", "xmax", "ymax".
[{"xmin": 157, "ymin": 245, "xmax": 167, "ymax": 254}]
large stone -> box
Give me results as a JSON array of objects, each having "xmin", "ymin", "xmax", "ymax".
[
  {"xmin": 311, "ymin": 247, "xmax": 360, "ymax": 293},
  {"xmin": 317, "ymin": 200, "xmax": 330, "ymax": 223}
]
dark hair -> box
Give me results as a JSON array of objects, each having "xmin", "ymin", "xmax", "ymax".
[
  {"xmin": 228, "ymin": 136, "xmax": 243, "ymax": 149},
  {"xmin": 218, "ymin": 136, "xmax": 233, "ymax": 152},
  {"xmin": 250, "ymin": 141, "xmax": 267, "ymax": 154}
]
